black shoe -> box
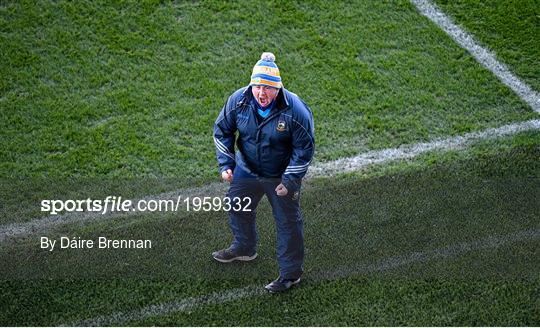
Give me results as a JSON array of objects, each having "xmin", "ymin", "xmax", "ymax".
[
  {"xmin": 264, "ymin": 277, "xmax": 301, "ymax": 293},
  {"xmin": 212, "ymin": 248, "xmax": 257, "ymax": 263}
]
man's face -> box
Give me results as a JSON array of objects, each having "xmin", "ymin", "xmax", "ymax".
[{"xmin": 252, "ymin": 85, "xmax": 279, "ymax": 107}]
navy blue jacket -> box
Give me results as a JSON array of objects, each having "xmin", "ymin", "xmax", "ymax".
[{"xmin": 214, "ymin": 86, "xmax": 315, "ymax": 192}]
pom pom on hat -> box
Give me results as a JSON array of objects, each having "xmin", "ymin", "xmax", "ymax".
[
  {"xmin": 250, "ymin": 52, "xmax": 282, "ymax": 88},
  {"xmin": 260, "ymin": 52, "xmax": 276, "ymax": 62}
]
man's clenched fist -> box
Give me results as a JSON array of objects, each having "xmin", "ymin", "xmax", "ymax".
[
  {"xmin": 221, "ymin": 169, "xmax": 233, "ymax": 182},
  {"xmin": 275, "ymin": 183, "xmax": 288, "ymax": 196}
]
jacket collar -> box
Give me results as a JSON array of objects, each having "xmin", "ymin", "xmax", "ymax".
[{"xmin": 241, "ymin": 85, "xmax": 289, "ymax": 110}]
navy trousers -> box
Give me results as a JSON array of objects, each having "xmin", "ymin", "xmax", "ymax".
[{"xmin": 227, "ymin": 165, "xmax": 304, "ymax": 280}]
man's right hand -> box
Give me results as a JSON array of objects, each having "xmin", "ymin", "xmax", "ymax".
[{"xmin": 221, "ymin": 169, "xmax": 233, "ymax": 182}]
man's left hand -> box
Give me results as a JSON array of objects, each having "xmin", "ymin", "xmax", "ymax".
[{"xmin": 275, "ymin": 183, "xmax": 288, "ymax": 196}]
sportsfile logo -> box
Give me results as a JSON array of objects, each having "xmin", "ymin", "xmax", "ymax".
[
  {"xmin": 40, "ymin": 196, "xmax": 252, "ymax": 215},
  {"xmin": 41, "ymin": 196, "xmax": 135, "ymax": 215}
]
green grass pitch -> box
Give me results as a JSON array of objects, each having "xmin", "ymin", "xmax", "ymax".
[{"xmin": 0, "ymin": 0, "xmax": 539, "ymax": 326}]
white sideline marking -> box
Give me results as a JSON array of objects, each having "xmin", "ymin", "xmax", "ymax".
[
  {"xmin": 310, "ymin": 119, "xmax": 540, "ymax": 177},
  {"xmin": 411, "ymin": 0, "xmax": 540, "ymax": 113},
  {"xmin": 1, "ymin": 119, "xmax": 539, "ymax": 243},
  {"xmin": 69, "ymin": 285, "xmax": 264, "ymax": 327},
  {"xmin": 70, "ymin": 228, "xmax": 540, "ymax": 326}
]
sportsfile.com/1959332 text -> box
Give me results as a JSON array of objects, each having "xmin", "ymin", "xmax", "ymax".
[{"xmin": 40, "ymin": 196, "xmax": 252, "ymax": 215}]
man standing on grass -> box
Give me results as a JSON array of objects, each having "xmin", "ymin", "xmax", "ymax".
[{"xmin": 213, "ymin": 52, "xmax": 315, "ymax": 293}]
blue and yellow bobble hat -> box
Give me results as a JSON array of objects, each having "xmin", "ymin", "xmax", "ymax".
[{"xmin": 250, "ymin": 52, "xmax": 282, "ymax": 89}]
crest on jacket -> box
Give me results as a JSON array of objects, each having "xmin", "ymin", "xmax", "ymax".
[{"xmin": 276, "ymin": 120, "xmax": 286, "ymax": 132}]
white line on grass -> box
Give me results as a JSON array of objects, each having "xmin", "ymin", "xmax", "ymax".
[
  {"xmin": 69, "ymin": 285, "xmax": 265, "ymax": 327},
  {"xmin": 411, "ymin": 0, "xmax": 540, "ymax": 113},
  {"xmin": 1, "ymin": 119, "xmax": 539, "ymax": 243},
  {"xmin": 70, "ymin": 228, "xmax": 540, "ymax": 326},
  {"xmin": 310, "ymin": 119, "xmax": 540, "ymax": 177}
]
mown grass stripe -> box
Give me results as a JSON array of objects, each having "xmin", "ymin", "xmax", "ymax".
[
  {"xmin": 315, "ymin": 228, "xmax": 540, "ymax": 280},
  {"xmin": 69, "ymin": 228, "xmax": 540, "ymax": 326},
  {"xmin": 411, "ymin": 0, "xmax": 540, "ymax": 113},
  {"xmin": 1, "ymin": 119, "xmax": 539, "ymax": 243}
]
